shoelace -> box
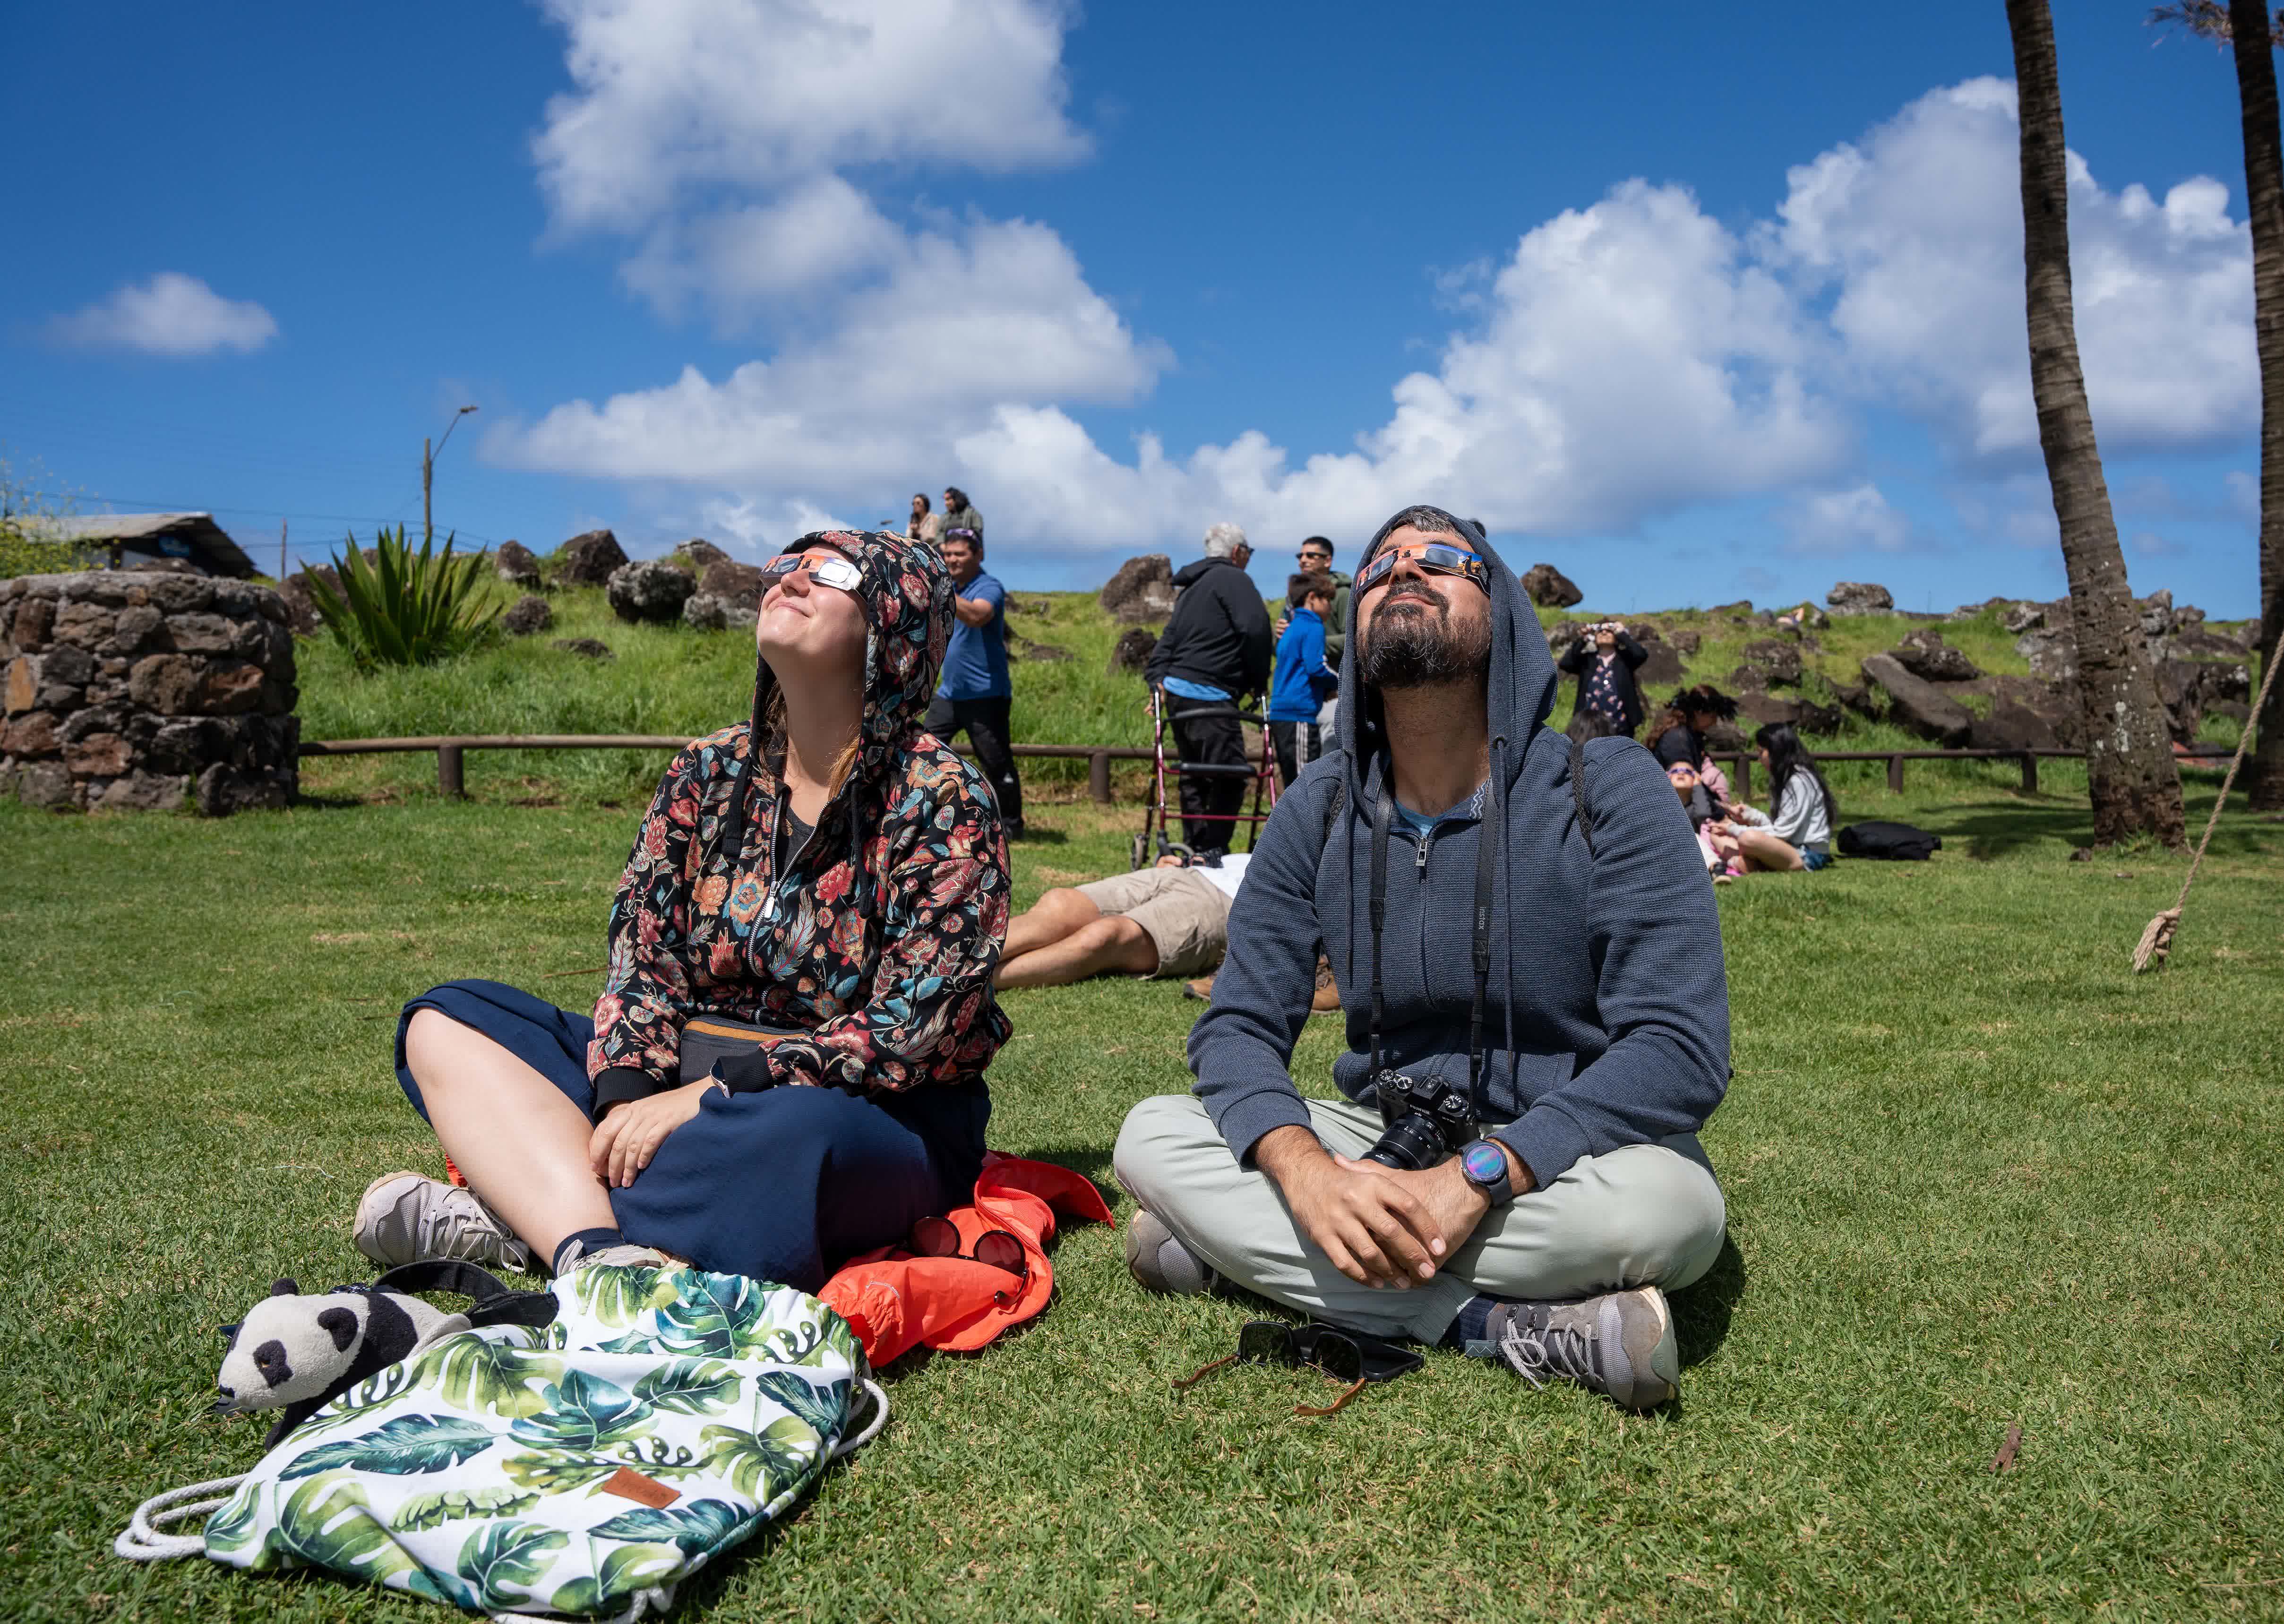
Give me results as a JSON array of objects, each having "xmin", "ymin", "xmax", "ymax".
[
  {"xmin": 1496, "ymin": 1313, "xmax": 1602, "ymax": 1392},
  {"xmin": 421, "ymin": 1189, "xmax": 525, "ymax": 1265}
]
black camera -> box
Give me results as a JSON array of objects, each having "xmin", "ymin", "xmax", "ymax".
[{"xmin": 1362, "ymin": 1070, "xmax": 1476, "ymax": 1171}]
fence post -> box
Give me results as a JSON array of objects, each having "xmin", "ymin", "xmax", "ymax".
[
  {"xmin": 438, "ymin": 743, "xmax": 466, "ymax": 798},
  {"xmin": 1735, "ymin": 753, "xmax": 1750, "ymax": 802},
  {"xmin": 1089, "ymin": 750, "xmax": 1112, "ymax": 804},
  {"xmin": 2019, "ymin": 752, "xmax": 2038, "ymax": 794},
  {"xmin": 1887, "ymin": 754, "xmax": 1905, "ymax": 794}
]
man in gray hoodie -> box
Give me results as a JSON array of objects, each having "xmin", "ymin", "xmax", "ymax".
[{"xmin": 1113, "ymin": 505, "xmax": 1728, "ymax": 1409}]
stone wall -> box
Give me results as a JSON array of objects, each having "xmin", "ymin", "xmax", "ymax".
[{"xmin": 1, "ymin": 571, "xmax": 299, "ymax": 814}]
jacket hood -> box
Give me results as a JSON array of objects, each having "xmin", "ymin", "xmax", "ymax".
[
  {"xmin": 1172, "ymin": 555, "xmax": 1238, "ymax": 589},
  {"xmin": 748, "ymin": 528, "xmax": 953, "ymax": 789},
  {"xmin": 1334, "ymin": 506, "xmax": 1559, "ymax": 793}
]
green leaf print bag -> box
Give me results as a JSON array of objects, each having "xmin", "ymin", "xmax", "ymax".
[{"xmin": 119, "ymin": 1264, "xmax": 886, "ymax": 1621}]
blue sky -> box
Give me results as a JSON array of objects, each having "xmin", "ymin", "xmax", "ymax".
[{"xmin": 1, "ymin": 1, "xmax": 2267, "ymax": 613}]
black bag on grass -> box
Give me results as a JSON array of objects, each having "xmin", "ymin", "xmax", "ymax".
[{"xmin": 1838, "ymin": 820, "xmax": 1941, "ymax": 861}]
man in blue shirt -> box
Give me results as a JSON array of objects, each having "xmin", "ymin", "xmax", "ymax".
[
  {"xmin": 924, "ymin": 528, "xmax": 1024, "ymax": 838},
  {"xmin": 1267, "ymin": 570, "xmax": 1340, "ymax": 789}
]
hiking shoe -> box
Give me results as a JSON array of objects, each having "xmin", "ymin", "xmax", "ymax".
[
  {"xmin": 354, "ymin": 1172, "xmax": 534, "ymax": 1273},
  {"xmin": 555, "ymin": 1239, "xmax": 672, "ymax": 1276},
  {"xmin": 1124, "ymin": 1208, "xmax": 1218, "ymax": 1295},
  {"xmin": 1183, "ymin": 974, "xmax": 1216, "ymax": 1002},
  {"xmin": 1487, "ymin": 1285, "xmax": 1679, "ymax": 1410}
]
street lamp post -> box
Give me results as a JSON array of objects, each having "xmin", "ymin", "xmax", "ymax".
[{"xmin": 422, "ymin": 405, "xmax": 480, "ymax": 546}]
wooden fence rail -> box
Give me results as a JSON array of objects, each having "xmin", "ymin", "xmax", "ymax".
[{"xmin": 301, "ymin": 734, "xmax": 2234, "ymax": 804}]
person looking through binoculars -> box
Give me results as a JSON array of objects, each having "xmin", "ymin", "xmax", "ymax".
[{"xmin": 1114, "ymin": 505, "xmax": 1730, "ymax": 1410}]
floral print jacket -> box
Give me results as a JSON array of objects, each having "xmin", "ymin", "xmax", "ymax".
[{"xmin": 587, "ymin": 529, "xmax": 1013, "ymax": 1113}]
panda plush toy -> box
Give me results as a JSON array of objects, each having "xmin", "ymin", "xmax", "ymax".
[{"xmin": 215, "ymin": 1263, "xmax": 557, "ymax": 1449}]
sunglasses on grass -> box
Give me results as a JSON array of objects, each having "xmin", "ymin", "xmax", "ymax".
[
  {"xmin": 757, "ymin": 551, "xmax": 864, "ymax": 593},
  {"xmin": 909, "ymin": 1215, "xmax": 1027, "ymax": 1281},
  {"xmin": 1355, "ymin": 541, "xmax": 1488, "ymax": 596},
  {"xmin": 1173, "ymin": 1319, "xmax": 1424, "ymax": 1417}
]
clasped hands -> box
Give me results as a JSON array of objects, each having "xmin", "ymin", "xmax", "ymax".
[
  {"xmin": 1256, "ymin": 1125, "xmax": 1531, "ymax": 1290},
  {"xmin": 587, "ymin": 1078, "xmax": 715, "ymax": 1189}
]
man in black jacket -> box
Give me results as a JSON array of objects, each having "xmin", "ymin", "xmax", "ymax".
[
  {"xmin": 1557, "ymin": 621, "xmax": 1649, "ymax": 737},
  {"xmin": 1145, "ymin": 522, "xmax": 1273, "ymax": 857}
]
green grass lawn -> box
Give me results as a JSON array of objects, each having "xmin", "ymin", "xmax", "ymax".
[{"xmin": 3, "ymin": 771, "xmax": 2282, "ymax": 1621}]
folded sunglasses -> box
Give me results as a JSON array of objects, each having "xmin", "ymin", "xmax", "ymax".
[
  {"xmin": 908, "ymin": 1215, "xmax": 1027, "ymax": 1281},
  {"xmin": 1355, "ymin": 540, "xmax": 1489, "ymax": 596},
  {"xmin": 1173, "ymin": 1319, "xmax": 1424, "ymax": 1417}
]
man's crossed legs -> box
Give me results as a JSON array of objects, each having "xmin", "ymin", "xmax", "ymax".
[{"xmin": 1114, "ymin": 1094, "xmax": 1726, "ymax": 1407}]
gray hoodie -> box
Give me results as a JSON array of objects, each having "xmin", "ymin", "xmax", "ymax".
[{"xmin": 1185, "ymin": 508, "xmax": 1729, "ymax": 1191}]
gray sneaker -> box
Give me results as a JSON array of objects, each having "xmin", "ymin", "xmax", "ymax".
[
  {"xmin": 554, "ymin": 1239, "xmax": 671, "ymax": 1275},
  {"xmin": 1123, "ymin": 1208, "xmax": 1218, "ymax": 1295},
  {"xmin": 354, "ymin": 1172, "xmax": 534, "ymax": 1273},
  {"xmin": 1487, "ymin": 1285, "xmax": 1680, "ymax": 1410}
]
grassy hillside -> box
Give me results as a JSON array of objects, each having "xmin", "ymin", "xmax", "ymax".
[{"xmin": 291, "ymin": 575, "xmax": 2257, "ymax": 808}]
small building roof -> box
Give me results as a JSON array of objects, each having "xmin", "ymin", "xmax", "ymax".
[{"xmin": 29, "ymin": 512, "xmax": 258, "ymax": 578}]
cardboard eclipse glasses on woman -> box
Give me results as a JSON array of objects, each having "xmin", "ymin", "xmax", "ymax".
[
  {"xmin": 1355, "ymin": 540, "xmax": 1489, "ymax": 597},
  {"xmin": 757, "ymin": 550, "xmax": 864, "ymax": 593}
]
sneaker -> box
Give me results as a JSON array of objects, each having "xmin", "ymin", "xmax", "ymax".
[
  {"xmin": 1487, "ymin": 1285, "xmax": 1680, "ymax": 1410},
  {"xmin": 354, "ymin": 1172, "xmax": 534, "ymax": 1273},
  {"xmin": 555, "ymin": 1239, "xmax": 672, "ymax": 1275},
  {"xmin": 1311, "ymin": 956, "xmax": 1341, "ymax": 1014},
  {"xmin": 1183, "ymin": 974, "xmax": 1215, "ymax": 1002},
  {"xmin": 1123, "ymin": 1208, "xmax": 1218, "ymax": 1295}
]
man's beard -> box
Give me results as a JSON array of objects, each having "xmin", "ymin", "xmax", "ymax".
[{"xmin": 1359, "ymin": 590, "xmax": 1491, "ymax": 689}]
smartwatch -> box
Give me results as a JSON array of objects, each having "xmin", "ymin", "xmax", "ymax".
[{"xmin": 1458, "ymin": 1138, "xmax": 1514, "ymax": 1206}]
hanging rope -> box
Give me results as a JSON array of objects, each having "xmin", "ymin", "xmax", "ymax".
[{"xmin": 2133, "ymin": 642, "xmax": 2281, "ymax": 971}]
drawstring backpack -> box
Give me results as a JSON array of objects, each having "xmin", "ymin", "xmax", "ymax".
[{"xmin": 119, "ymin": 1263, "xmax": 886, "ymax": 1621}]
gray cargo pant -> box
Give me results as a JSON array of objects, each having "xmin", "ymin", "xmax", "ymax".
[{"xmin": 1113, "ymin": 1094, "xmax": 1727, "ymax": 1344}]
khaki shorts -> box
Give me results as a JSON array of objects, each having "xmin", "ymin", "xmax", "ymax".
[{"xmin": 1074, "ymin": 867, "xmax": 1233, "ymax": 979}]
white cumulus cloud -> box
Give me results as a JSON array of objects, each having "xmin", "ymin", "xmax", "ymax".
[
  {"xmin": 1783, "ymin": 483, "xmax": 1910, "ymax": 553},
  {"xmin": 1771, "ymin": 77, "xmax": 2254, "ymax": 458},
  {"xmin": 48, "ymin": 273, "xmax": 278, "ymax": 358}
]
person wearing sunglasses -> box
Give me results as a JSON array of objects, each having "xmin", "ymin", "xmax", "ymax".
[
  {"xmin": 362, "ymin": 531, "xmax": 1013, "ymax": 1295},
  {"xmin": 1117, "ymin": 505, "xmax": 1730, "ymax": 1411}
]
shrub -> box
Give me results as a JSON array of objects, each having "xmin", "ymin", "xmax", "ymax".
[
  {"xmin": 307, "ymin": 524, "xmax": 501, "ymax": 670},
  {"xmin": 0, "ymin": 524, "xmax": 94, "ymax": 580}
]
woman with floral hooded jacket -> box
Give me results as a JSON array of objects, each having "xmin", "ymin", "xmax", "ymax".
[{"xmin": 359, "ymin": 529, "xmax": 1013, "ymax": 1291}]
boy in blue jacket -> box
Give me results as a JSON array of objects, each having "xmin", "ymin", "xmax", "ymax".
[{"xmin": 1267, "ymin": 571, "xmax": 1340, "ymax": 790}]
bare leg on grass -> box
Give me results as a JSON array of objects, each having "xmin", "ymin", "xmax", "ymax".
[
  {"xmin": 1730, "ymin": 826, "xmax": 1806, "ymax": 872},
  {"xmin": 1001, "ymin": 886, "xmax": 1104, "ymax": 961},
  {"xmin": 403, "ymin": 1008, "xmax": 617, "ymax": 1266},
  {"xmin": 996, "ymin": 915, "xmax": 1159, "ymax": 989}
]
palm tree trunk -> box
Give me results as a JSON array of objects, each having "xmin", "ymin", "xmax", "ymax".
[
  {"xmin": 2229, "ymin": 0, "xmax": 2284, "ymax": 808},
  {"xmin": 2006, "ymin": 0, "xmax": 2186, "ymax": 846}
]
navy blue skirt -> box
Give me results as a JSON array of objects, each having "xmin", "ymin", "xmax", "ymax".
[{"xmin": 395, "ymin": 980, "xmax": 989, "ymax": 1292}]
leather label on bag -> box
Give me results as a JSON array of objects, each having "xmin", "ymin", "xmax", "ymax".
[{"xmin": 600, "ymin": 1466, "xmax": 680, "ymax": 1508}]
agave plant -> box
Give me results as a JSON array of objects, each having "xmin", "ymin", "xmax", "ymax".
[{"xmin": 307, "ymin": 524, "xmax": 500, "ymax": 668}]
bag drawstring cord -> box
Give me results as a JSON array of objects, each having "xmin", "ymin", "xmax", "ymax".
[
  {"xmin": 114, "ymin": 1475, "xmax": 248, "ymax": 1561},
  {"xmin": 115, "ymin": 1378, "xmax": 887, "ymax": 1575}
]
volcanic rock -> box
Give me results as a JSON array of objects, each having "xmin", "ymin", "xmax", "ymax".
[
  {"xmin": 1827, "ymin": 581, "xmax": 1894, "ymax": 615},
  {"xmin": 2000, "ymin": 601, "xmax": 2047, "ymax": 634},
  {"xmin": 503, "ymin": 595, "xmax": 554, "ymax": 636},
  {"xmin": 1520, "ymin": 563, "xmax": 1583, "ymax": 609},
  {"xmin": 698, "ymin": 559, "xmax": 767, "ymax": 611},
  {"xmin": 553, "ymin": 637, "xmax": 614, "ymax": 660},
  {"xmin": 682, "ymin": 593, "xmax": 756, "ymax": 633},
  {"xmin": 1010, "ymin": 637, "xmax": 1072, "ymax": 663},
  {"xmin": 495, "ymin": 540, "xmax": 543, "ymax": 588},
  {"xmin": 1100, "ymin": 555, "xmax": 1176, "ymax": 625},
  {"xmin": 1109, "ymin": 626, "xmax": 1158, "ymax": 676},
  {"xmin": 676, "ymin": 539, "xmax": 729, "ymax": 573},
  {"xmin": 607, "ymin": 559, "xmax": 696, "ymax": 624},
  {"xmin": 1733, "ymin": 639, "xmax": 1802, "ymax": 688},
  {"xmin": 1861, "ymin": 653, "xmax": 1973, "ymax": 745},
  {"xmin": 1891, "ymin": 629, "xmax": 1981, "ymax": 683},
  {"xmin": 558, "ymin": 530, "xmax": 629, "ymax": 587}
]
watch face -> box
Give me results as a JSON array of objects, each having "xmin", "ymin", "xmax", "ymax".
[{"xmin": 1462, "ymin": 1142, "xmax": 1505, "ymax": 1186}]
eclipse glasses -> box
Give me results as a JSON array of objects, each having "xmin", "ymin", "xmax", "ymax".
[
  {"xmin": 1355, "ymin": 540, "xmax": 1489, "ymax": 597},
  {"xmin": 757, "ymin": 550, "xmax": 863, "ymax": 593}
]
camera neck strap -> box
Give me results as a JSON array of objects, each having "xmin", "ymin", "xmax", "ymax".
[{"xmin": 1366, "ymin": 763, "xmax": 1497, "ymax": 1100}]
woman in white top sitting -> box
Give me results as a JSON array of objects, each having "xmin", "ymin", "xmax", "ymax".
[{"xmin": 1720, "ymin": 722, "xmax": 1838, "ymax": 872}]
